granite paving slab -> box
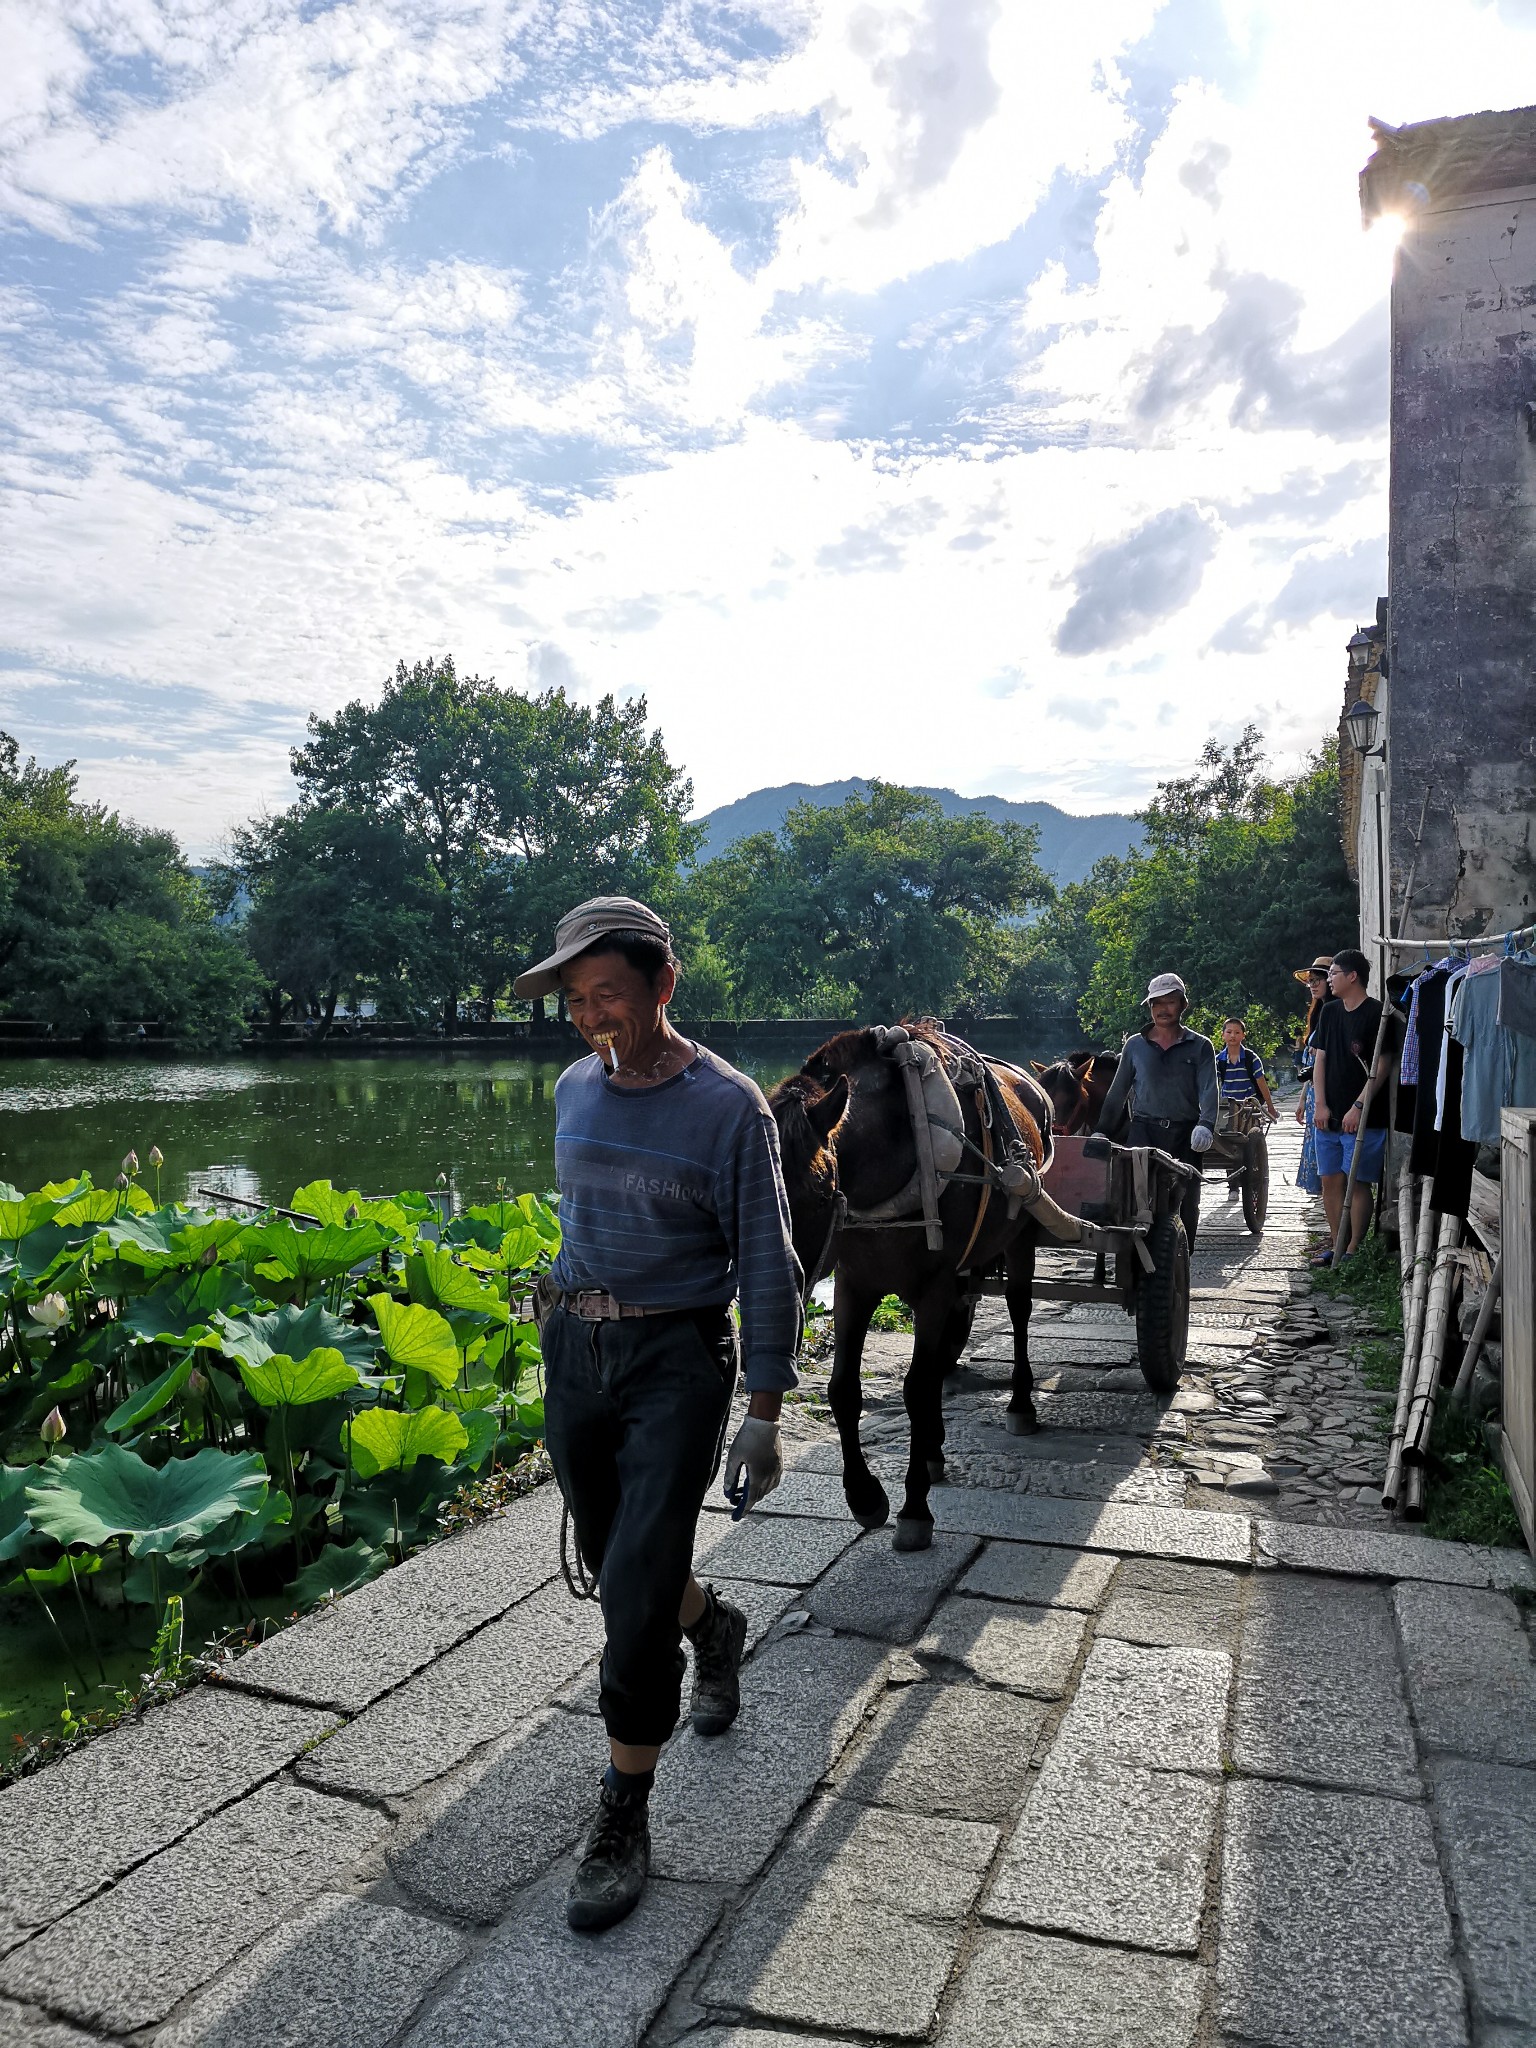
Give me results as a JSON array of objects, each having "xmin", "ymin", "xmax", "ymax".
[
  {"xmin": 401, "ymin": 1869, "xmax": 724, "ymax": 2048},
  {"xmin": 984, "ymin": 1753, "xmax": 1218, "ymax": 1954},
  {"xmin": 0, "ymin": 1687, "xmax": 335, "ymax": 1957},
  {"xmin": 156, "ymin": 1894, "xmax": 469, "ymax": 2048},
  {"xmin": 1095, "ymin": 1558, "xmax": 1243, "ymax": 1653},
  {"xmin": 930, "ymin": 1489, "xmax": 1252, "ymax": 1564},
  {"xmin": 0, "ymin": 1782, "xmax": 389, "ymax": 2035},
  {"xmin": 1429, "ymin": 1758, "xmax": 1536, "ymax": 2030},
  {"xmin": 0, "ymin": 2005, "xmax": 110, "ymax": 2048},
  {"xmin": 557, "ymin": 1577, "xmax": 801, "ymax": 1718},
  {"xmin": 915, "ymin": 1594, "xmax": 1087, "ymax": 1696},
  {"xmin": 688, "ymin": 2034, "xmax": 859, "ymax": 2048},
  {"xmin": 694, "ymin": 1511, "xmax": 857, "ymax": 1585},
  {"xmin": 1231, "ymin": 1574, "xmax": 1419, "ymax": 1796},
  {"xmin": 831, "ymin": 1677, "xmax": 1047, "ymax": 1819},
  {"xmin": 956, "ymin": 1540, "xmax": 1117, "ymax": 1611},
  {"xmin": 1217, "ymin": 1779, "xmax": 1467, "ymax": 2048},
  {"xmin": 940, "ymin": 1928, "xmax": 1205, "ymax": 2048},
  {"xmin": 385, "ymin": 1705, "xmax": 607, "ymax": 1921},
  {"xmin": 1392, "ymin": 1582, "xmax": 1536, "ymax": 1765},
  {"xmin": 298, "ymin": 1579, "xmax": 606, "ymax": 1798},
  {"xmin": 225, "ymin": 1487, "xmax": 565, "ymax": 1710},
  {"xmin": 1256, "ymin": 1519, "xmax": 1536, "ymax": 1592},
  {"xmin": 1049, "ymin": 1637, "xmax": 1230, "ymax": 1775},
  {"xmin": 699, "ymin": 1469, "xmax": 853, "ymax": 1520},
  {"xmin": 649, "ymin": 1633, "xmax": 889, "ymax": 1883},
  {"xmin": 701, "ymin": 1795, "xmax": 996, "ymax": 2040},
  {"xmin": 805, "ymin": 1530, "xmax": 979, "ymax": 1642}
]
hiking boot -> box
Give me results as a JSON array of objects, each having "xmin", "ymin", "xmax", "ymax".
[
  {"xmin": 687, "ymin": 1584, "xmax": 748, "ymax": 1737},
  {"xmin": 566, "ymin": 1782, "xmax": 650, "ymax": 1933}
]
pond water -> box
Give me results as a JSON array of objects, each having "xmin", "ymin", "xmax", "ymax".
[{"xmin": 0, "ymin": 1032, "xmax": 1054, "ymax": 1209}]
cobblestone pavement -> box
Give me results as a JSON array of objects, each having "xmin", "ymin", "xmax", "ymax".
[{"xmin": 3, "ymin": 1119, "xmax": 1534, "ymax": 2047}]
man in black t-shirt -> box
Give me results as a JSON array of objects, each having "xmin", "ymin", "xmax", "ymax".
[{"xmin": 1311, "ymin": 947, "xmax": 1400, "ymax": 1262}]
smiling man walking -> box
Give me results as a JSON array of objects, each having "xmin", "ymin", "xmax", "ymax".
[
  {"xmin": 1096, "ymin": 972, "xmax": 1219, "ymax": 1251},
  {"xmin": 514, "ymin": 897, "xmax": 803, "ymax": 1934}
]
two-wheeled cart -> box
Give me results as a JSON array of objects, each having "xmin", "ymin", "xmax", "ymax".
[
  {"xmin": 1202, "ymin": 1099, "xmax": 1270, "ymax": 1235},
  {"xmin": 966, "ymin": 1133, "xmax": 1198, "ymax": 1394}
]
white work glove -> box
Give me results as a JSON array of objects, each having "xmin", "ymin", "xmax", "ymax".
[
  {"xmin": 723, "ymin": 1416, "xmax": 783, "ymax": 1516},
  {"xmin": 1190, "ymin": 1125, "xmax": 1214, "ymax": 1154}
]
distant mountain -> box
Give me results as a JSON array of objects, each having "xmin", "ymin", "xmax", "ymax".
[{"xmin": 691, "ymin": 780, "xmax": 1143, "ymax": 884}]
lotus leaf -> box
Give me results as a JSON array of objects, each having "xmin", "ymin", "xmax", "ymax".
[
  {"xmin": 245, "ymin": 1217, "xmax": 391, "ymax": 1288},
  {"xmin": 368, "ymin": 1294, "xmax": 459, "ymax": 1383},
  {"xmin": 53, "ymin": 1186, "xmax": 132, "ymax": 1226},
  {"xmin": 25, "ymin": 1444, "xmax": 270, "ymax": 1556},
  {"xmin": 119, "ymin": 1266, "xmax": 256, "ymax": 1345},
  {"xmin": 285, "ymin": 1539, "xmax": 388, "ymax": 1607},
  {"xmin": 404, "ymin": 1243, "xmax": 509, "ymax": 1322},
  {"xmin": 238, "ymin": 1346, "xmax": 362, "ymax": 1407},
  {"xmin": 458, "ymin": 1408, "xmax": 500, "ymax": 1469},
  {"xmin": 4, "ymin": 1552, "xmax": 101, "ymax": 1594},
  {"xmin": 195, "ymin": 1487, "xmax": 292, "ymax": 1558},
  {"xmin": 214, "ymin": 1300, "xmax": 377, "ymax": 1374},
  {"xmin": 1, "ymin": 1464, "xmax": 36, "ymax": 1562},
  {"xmin": 347, "ymin": 1405, "xmax": 468, "ymax": 1478},
  {"xmin": 290, "ymin": 1181, "xmax": 412, "ymax": 1236},
  {"xmin": 105, "ymin": 1354, "xmax": 196, "ymax": 1436},
  {"xmin": 0, "ymin": 1191, "xmax": 65, "ymax": 1241},
  {"xmin": 99, "ymin": 1206, "xmax": 240, "ymax": 1269}
]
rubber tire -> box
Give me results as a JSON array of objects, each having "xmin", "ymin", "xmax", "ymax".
[
  {"xmin": 1135, "ymin": 1211, "xmax": 1190, "ymax": 1394},
  {"xmin": 1241, "ymin": 1131, "xmax": 1269, "ymax": 1236}
]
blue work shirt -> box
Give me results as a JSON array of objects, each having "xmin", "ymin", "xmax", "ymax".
[{"xmin": 1098, "ymin": 1025, "xmax": 1219, "ymax": 1131}]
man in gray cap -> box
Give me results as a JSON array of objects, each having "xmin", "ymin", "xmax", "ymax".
[
  {"xmin": 1095, "ymin": 972, "xmax": 1218, "ymax": 1250},
  {"xmin": 514, "ymin": 897, "xmax": 803, "ymax": 1934}
]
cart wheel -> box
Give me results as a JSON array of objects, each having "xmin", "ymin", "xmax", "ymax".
[
  {"xmin": 1241, "ymin": 1131, "xmax": 1269, "ymax": 1235},
  {"xmin": 1135, "ymin": 1212, "xmax": 1190, "ymax": 1393}
]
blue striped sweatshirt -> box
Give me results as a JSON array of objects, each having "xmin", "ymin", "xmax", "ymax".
[{"xmin": 548, "ymin": 1045, "xmax": 803, "ymax": 1392}]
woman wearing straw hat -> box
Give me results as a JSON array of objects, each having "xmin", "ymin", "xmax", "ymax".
[{"xmin": 1292, "ymin": 955, "xmax": 1332, "ymax": 1200}]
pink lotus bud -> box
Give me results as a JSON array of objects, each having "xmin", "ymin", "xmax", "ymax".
[
  {"xmin": 148, "ymin": 1146, "xmax": 164, "ymax": 1169},
  {"xmin": 200, "ymin": 1245, "xmax": 218, "ymax": 1268},
  {"xmin": 40, "ymin": 1406, "xmax": 66, "ymax": 1445},
  {"xmin": 28, "ymin": 1293, "xmax": 70, "ymax": 1331},
  {"xmin": 344, "ymin": 1202, "xmax": 360, "ymax": 1224},
  {"xmin": 436, "ymin": 1172, "xmax": 448, "ymax": 1188},
  {"xmin": 187, "ymin": 1368, "xmax": 208, "ymax": 1397},
  {"xmin": 115, "ymin": 1172, "xmax": 128, "ymax": 1189},
  {"xmin": 122, "ymin": 1150, "xmax": 139, "ymax": 1175}
]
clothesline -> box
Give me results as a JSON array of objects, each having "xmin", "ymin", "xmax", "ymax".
[{"xmin": 1375, "ymin": 922, "xmax": 1536, "ymax": 955}]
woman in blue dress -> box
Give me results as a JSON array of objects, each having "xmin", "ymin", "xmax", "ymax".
[{"xmin": 1292, "ymin": 956, "xmax": 1331, "ymax": 1196}]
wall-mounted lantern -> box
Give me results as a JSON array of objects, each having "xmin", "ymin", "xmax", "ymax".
[{"xmin": 1344, "ymin": 695, "xmax": 1384, "ymax": 758}]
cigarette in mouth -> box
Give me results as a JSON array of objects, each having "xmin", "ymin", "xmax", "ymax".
[{"xmin": 594, "ymin": 1034, "xmax": 619, "ymax": 1071}]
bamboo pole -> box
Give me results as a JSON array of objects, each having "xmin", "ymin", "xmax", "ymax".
[
  {"xmin": 1403, "ymin": 1214, "xmax": 1464, "ymax": 1463},
  {"xmin": 1402, "ymin": 1463, "xmax": 1426, "ymax": 1519},
  {"xmin": 1382, "ymin": 1196, "xmax": 1441, "ymax": 1508},
  {"xmin": 1451, "ymin": 1253, "xmax": 1502, "ymax": 1407},
  {"xmin": 1398, "ymin": 1174, "xmax": 1419, "ymax": 1331}
]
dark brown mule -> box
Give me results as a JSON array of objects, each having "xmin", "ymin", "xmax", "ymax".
[
  {"xmin": 1031, "ymin": 1049, "xmax": 1120, "ymax": 1135},
  {"xmin": 768, "ymin": 1026, "xmax": 1057, "ymax": 1551}
]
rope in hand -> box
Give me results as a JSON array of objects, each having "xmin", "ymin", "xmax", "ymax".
[{"xmin": 559, "ymin": 1500, "xmax": 600, "ymax": 1601}]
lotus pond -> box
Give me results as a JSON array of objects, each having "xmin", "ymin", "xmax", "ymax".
[{"xmin": 0, "ymin": 1159, "xmax": 558, "ymax": 1761}]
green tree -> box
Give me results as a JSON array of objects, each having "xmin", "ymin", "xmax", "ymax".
[
  {"xmin": 689, "ymin": 782, "xmax": 1054, "ymax": 1018},
  {"xmin": 218, "ymin": 808, "xmax": 434, "ymax": 1036},
  {"xmin": 287, "ymin": 657, "xmax": 696, "ymax": 1028},
  {"xmin": 0, "ymin": 734, "xmax": 256, "ymax": 1046},
  {"xmin": 1079, "ymin": 736, "xmax": 1354, "ymax": 1057}
]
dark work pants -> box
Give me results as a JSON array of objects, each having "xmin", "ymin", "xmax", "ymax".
[
  {"xmin": 541, "ymin": 1304, "xmax": 736, "ymax": 1747},
  {"xmin": 1128, "ymin": 1115, "xmax": 1202, "ymax": 1251}
]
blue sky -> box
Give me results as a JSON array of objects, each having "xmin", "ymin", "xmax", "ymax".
[{"xmin": 2, "ymin": 0, "xmax": 1534, "ymax": 855}]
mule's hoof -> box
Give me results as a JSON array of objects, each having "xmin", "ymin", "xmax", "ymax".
[
  {"xmin": 926, "ymin": 1457, "xmax": 946, "ymax": 1485},
  {"xmin": 1005, "ymin": 1407, "xmax": 1041, "ymax": 1437},
  {"xmin": 893, "ymin": 1516, "xmax": 934, "ymax": 1553},
  {"xmin": 847, "ymin": 1482, "xmax": 890, "ymax": 1530}
]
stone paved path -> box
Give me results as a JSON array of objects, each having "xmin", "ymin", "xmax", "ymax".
[{"xmin": 3, "ymin": 1121, "xmax": 1535, "ymax": 2048}]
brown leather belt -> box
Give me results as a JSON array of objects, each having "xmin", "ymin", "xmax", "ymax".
[{"xmin": 554, "ymin": 1288, "xmax": 692, "ymax": 1322}]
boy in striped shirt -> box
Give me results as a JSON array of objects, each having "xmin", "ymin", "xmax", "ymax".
[{"xmin": 1216, "ymin": 1018, "xmax": 1279, "ymax": 1124}]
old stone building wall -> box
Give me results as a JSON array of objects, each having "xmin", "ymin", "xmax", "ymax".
[{"xmin": 1360, "ymin": 107, "xmax": 1536, "ymax": 942}]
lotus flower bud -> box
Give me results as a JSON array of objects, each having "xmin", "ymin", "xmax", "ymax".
[
  {"xmin": 148, "ymin": 1146, "xmax": 164, "ymax": 1169},
  {"xmin": 344, "ymin": 1202, "xmax": 360, "ymax": 1224},
  {"xmin": 436, "ymin": 1172, "xmax": 448, "ymax": 1188},
  {"xmin": 40, "ymin": 1406, "xmax": 66, "ymax": 1445},
  {"xmin": 122, "ymin": 1150, "xmax": 139, "ymax": 1175},
  {"xmin": 187, "ymin": 1368, "xmax": 208, "ymax": 1397},
  {"xmin": 200, "ymin": 1244, "xmax": 218, "ymax": 1268},
  {"xmin": 29, "ymin": 1292, "xmax": 70, "ymax": 1331},
  {"xmin": 115, "ymin": 1172, "xmax": 128, "ymax": 1189}
]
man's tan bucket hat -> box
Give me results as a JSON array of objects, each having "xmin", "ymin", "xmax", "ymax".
[
  {"xmin": 1293, "ymin": 954, "xmax": 1334, "ymax": 985},
  {"xmin": 513, "ymin": 897, "xmax": 673, "ymax": 999}
]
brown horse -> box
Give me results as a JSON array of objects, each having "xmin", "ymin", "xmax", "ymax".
[
  {"xmin": 768, "ymin": 1026, "xmax": 1057, "ymax": 1551},
  {"xmin": 1032, "ymin": 1049, "xmax": 1120, "ymax": 1135}
]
